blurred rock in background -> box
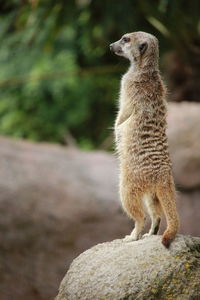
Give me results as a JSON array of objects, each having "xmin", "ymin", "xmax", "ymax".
[
  {"xmin": 0, "ymin": 136, "xmax": 131, "ymax": 300},
  {"xmin": 0, "ymin": 102, "xmax": 199, "ymax": 299},
  {"xmin": 168, "ymin": 102, "xmax": 200, "ymax": 190}
]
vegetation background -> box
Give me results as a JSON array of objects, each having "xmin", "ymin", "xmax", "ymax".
[{"xmin": 0, "ymin": 0, "xmax": 199, "ymax": 149}]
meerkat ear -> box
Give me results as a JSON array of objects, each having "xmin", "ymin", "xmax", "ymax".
[{"xmin": 138, "ymin": 42, "xmax": 148, "ymax": 55}]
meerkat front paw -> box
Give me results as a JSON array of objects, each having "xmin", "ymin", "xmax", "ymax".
[
  {"xmin": 123, "ymin": 235, "xmax": 137, "ymax": 242},
  {"xmin": 123, "ymin": 233, "xmax": 141, "ymax": 242}
]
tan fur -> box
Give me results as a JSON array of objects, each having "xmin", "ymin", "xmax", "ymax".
[{"xmin": 110, "ymin": 31, "xmax": 179, "ymax": 247}]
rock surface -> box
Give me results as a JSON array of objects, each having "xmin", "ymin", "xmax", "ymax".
[{"xmin": 56, "ymin": 235, "xmax": 200, "ymax": 300}]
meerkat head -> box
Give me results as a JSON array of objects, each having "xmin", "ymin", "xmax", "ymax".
[{"xmin": 110, "ymin": 31, "xmax": 159, "ymax": 69}]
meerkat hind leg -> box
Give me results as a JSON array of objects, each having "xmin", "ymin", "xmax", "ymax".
[
  {"xmin": 143, "ymin": 194, "xmax": 162, "ymax": 238},
  {"xmin": 123, "ymin": 217, "xmax": 145, "ymax": 242},
  {"xmin": 121, "ymin": 187, "xmax": 145, "ymax": 242}
]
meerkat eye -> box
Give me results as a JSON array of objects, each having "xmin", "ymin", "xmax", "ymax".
[{"xmin": 122, "ymin": 36, "xmax": 130, "ymax": 43}]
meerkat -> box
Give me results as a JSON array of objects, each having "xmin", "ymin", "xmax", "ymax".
[{"xmin": 110, "ymin": 31, "xmax": 179, "ymax": 248}]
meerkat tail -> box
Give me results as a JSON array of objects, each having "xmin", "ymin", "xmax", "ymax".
[
  {"xmin": 162, "ymin": 212, "xmax": 179, "ymax": 248},
  {"xmin": 156, "ymin": 184, "xmax": 180, "ymax": 248}
]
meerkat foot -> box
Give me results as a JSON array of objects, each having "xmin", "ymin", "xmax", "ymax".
[
  {"xmin": 123, "ymin": 218, "xmax": 145, "ymax": 242},
  {"xmin": 123, "ymin": 234, "xmax": 139, "ymax": 242},
  {"xmin": 123, "ymin": 230, "xmax": 141, "ymax": 242},
  {"xmin": 143, "ymin": 217, "xmax": 161, "ymax": 239}
]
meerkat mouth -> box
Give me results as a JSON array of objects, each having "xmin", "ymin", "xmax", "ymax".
[
  {"xmin": 116, "ymin": 49, "xmax": 123, "ymax": 54},
  {"xmin": 114, "ymin": 48, "xmax": 123, "ymax": 56},
  {"xmin": 110, "ymin": 43, "xmax": 123, "ymax": 55}
]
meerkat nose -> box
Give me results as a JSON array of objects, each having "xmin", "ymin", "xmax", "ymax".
[{"xmin": 110, "ymin": 44, "xmax": 114, "ymax": 51}]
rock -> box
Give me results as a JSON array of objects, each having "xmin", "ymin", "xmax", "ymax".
[
  {"xmin": 56, "ymin": 235, "xmax": 200, "ymax": 300},
  {"xmin": 167, "ymin": 102, "xmax": 200, "ymax": 189},
  {"xmin": 0, "ymin": 137, "xmax": 131, "ymax": 300}
]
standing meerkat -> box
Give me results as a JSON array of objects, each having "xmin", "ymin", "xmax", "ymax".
[{"xmin": 110, "ymin": 31, "xmax": 179, "ymax": 248}]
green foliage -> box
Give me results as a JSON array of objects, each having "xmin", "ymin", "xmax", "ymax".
[
  {"xmin": 0, "ymin": 3, "xmax": 122, "ymax": 147},
  {"xmin": 0, "ymin": 0, "xmax": 199, "ymax": 148}
]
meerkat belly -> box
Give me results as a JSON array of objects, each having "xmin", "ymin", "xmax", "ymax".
[{"xmin": 120, "ymin": 121, "xmax": 171, "ymax": 179}]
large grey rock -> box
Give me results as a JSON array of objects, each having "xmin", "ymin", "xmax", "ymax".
[
  {"xmin": 167, "ymin": 102, "xmax": 200, "ymax": 189},
  {"xmin": 56, "ymin": 235, "xmax": 200, "ymax": 300}
]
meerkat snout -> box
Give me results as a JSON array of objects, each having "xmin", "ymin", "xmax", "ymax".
[
  {"xmin": 109, "ymin": 44, "xmax": 113, "ymax": 51},
  {"xmin": 110, "ymin": 42, "xmax": 123, "ymax": 55}
]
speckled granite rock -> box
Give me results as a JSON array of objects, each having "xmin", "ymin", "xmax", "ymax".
[{"xmin": 56, "ymin": 235, "xmax": 200, "ymax": 300}]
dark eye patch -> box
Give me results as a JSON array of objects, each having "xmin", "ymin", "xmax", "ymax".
[{"xmin": 122, "ymin": 36, "xmax": 130, "ymax": 43}]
